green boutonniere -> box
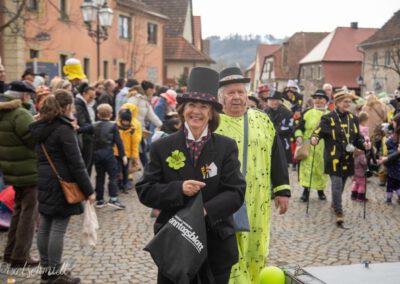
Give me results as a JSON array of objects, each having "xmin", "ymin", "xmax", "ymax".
[{"xmin": 166, "ymin": 150, "xmax": 186, "ymax": 170}]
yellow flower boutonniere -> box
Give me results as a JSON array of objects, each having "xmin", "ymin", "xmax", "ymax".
[{"xmin": 166, "ymin": 150, "xmax": 186, "ymax": 170}]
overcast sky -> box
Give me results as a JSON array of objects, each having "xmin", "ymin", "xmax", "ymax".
[{"xmin": 192, "ymin": 0, "xmax": 399, "ymax": 39}]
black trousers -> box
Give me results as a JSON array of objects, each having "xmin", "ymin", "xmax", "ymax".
[{"xmin": 4, "ymin": 186, "xmax": 38, "ymax": 260}]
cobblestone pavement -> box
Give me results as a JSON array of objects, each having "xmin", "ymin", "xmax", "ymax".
[{"xmin": 1, "ymin": 170, "xmax": 400, "ymax": 283}]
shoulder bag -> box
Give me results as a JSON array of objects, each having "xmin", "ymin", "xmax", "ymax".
[
  {"xmin": 41, "ymin": 144, "xmax": 87, "ymax": 204},
  {"xmin": 232, "ymin": 112, "xmax": 250, "ymax": 232}
]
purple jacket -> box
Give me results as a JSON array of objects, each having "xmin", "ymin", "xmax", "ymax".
[{"xmin": 354, "ymin": 150, "xmax": 367, "ymax": 178}]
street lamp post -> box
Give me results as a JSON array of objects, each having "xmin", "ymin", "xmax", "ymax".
[{"xmin": 80, "ymin": 0, "xmax": 113, "ymax": 80}]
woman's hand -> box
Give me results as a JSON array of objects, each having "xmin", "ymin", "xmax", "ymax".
[
  {"xmin": 88, "ymin": 194, "xmax": 96, "ymax": 204},
  {"xmin": 182, "ymin": 180, "xmax": 206, "ymax": 196}
]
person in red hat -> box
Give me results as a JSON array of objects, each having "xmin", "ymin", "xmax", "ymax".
[{"xmin": 257, "ymin": 84, "xmax": 270, "ymax": 109}]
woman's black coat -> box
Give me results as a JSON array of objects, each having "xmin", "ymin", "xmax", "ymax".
[
  {"xmin": 30, "ymin": 116, "xmax": 94, "ymax": 217},
  {"xmin": 136, "ymin": 130, "xmax": 246, "ymax": 278}
]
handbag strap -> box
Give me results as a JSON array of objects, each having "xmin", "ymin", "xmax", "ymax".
[
  {"xmin": 40, "ymin": 143, "xmax": 63, "ymax": 181},
  {"xmin": 242, "ymin": 112, "xmax": 248, "ymax": 177}
]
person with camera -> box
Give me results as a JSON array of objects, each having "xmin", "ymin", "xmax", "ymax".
[{"xmin": 311, "ymin": 89, "xmax": 371, "ymax": 226}]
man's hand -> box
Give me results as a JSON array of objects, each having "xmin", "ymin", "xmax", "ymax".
[
  {"xmin": 274, "ymin": 196, "xmax": 289, "ymax": 215},
  {"xmin": 182, "ymin": 180, "xmax": 206, "ymax": 196}
]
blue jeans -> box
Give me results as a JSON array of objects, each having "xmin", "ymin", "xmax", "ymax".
[
  {"xmin": 330, "ymin": 175, "xmax": 349, "ymax": 214},
  {"xmin": 94, "ymin": 148, "xmax": 118, "ymax": 200},
  {"xmin": 37, "ymin": 214, "xmax": 70, "ymax": 271}
]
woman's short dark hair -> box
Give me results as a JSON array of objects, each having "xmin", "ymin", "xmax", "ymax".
[
  {"xmin": 78, "ymin": 82, "xmax": 95, "ymax": 94},
  {"xmin": 141, "ymin": 80, "xmax": 154, "ymax": 91},
  {"xmin": 176, "ymin": 101, "xmax": 220, "ymax": 133},
  {"xmin": 39, "ymin": 89, "xmax": 73, "ymax": 121}
]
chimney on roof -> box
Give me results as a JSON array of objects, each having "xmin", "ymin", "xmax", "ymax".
[{"xmin": 351, "ymin": 22, "xmax": 358, "ymax": 29}]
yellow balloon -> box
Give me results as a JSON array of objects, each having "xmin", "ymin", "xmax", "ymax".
[{"xmin": 259, "ymin": 266, "xmax": 285, "ymax": 284}]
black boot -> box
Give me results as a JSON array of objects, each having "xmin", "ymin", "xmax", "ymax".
[
  {"xmin": 300, "ymin": 187, "xmax": 310, "ymax": 202},
  {"xmin": 351, "ymin": 191, "xmax": 358, "ymax": 200},
  {"xmin": 318, "ymin": 190, "xmax": 326, "ymax": 200}
]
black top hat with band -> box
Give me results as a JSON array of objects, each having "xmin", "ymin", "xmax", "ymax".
[
  {"xmin": 176, "ymin": 67, "xmax": 222, "ymax": 111},
  {"xmin": 219, "ymin": 67, "xmax": 250, "ymax": 87},
  {"xmin": 311, "ymin": 89, "xmax": 329, "ymax": 101},
  {"xmin": 265, "ymin": 90, "xmax": 283, "ymax": 101}
]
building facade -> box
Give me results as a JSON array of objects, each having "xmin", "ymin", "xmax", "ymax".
[
  {"xmin": 1, "ymin": 0, "xmax": 167, "ymax": 84},
  {"xmin": 299, "ymin": 24, "xmax": 377, "ymax": 98},
  {"xmin": 359, "ymin": 10, "xmax": 400, "ymax": 94}
]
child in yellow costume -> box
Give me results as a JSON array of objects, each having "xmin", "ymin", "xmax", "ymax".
[{"xmin": 114, "ymin": 103, "xmax": 142, "ymax": 192}]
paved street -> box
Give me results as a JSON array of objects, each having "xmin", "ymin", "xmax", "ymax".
[{"xmin": 1, "ymin": 170, "xmax": 400, "ymax": 283}]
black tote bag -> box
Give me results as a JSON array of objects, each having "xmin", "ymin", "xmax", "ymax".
[{"xmin": 144, "ymin": 193, "xmax": 208, "ymax": 284}]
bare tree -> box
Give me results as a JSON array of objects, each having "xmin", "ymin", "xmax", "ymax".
[{"xmin": 0, "ymin": 0, "xmax": 26, "ymax": 33}]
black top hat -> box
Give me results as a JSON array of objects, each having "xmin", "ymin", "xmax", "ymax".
[
  {"xmin": 176, "ymin": 67, "xmax": 222, "ymax": 111},
  {"xmin": 311, "ymin": 89, "xmax": 329, "ymax": 101},
  {"xmin": 6, "ymin": 80, "xmax": 36, "ymax": 94},
  {"xmin": 219, "ymin": 67, "xmax": 250, "ymax": 87},
  {"xmin": 265, "ymin": 90, "xmax": 283, "ymax": 101}
]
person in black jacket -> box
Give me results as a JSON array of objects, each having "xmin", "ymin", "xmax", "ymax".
[
  {"xmin": 136, "ymin": 67, "xmax": 246, "ymax": 284},
  {"xmin": 30, "ymin": 89, "xmax": 95, "ymax": 284},
  {"xmin": 75, "ymin": 83, "xmax": 96, "ymax": 175},
  {"xmin": 79, "ymin": 104, "xmax": 127, "ymax": 209},
  {"xmin": 311, "ymin": 89, "xmax": 371, "ymax": 226},
  {"xmin": 264, "ymin": 91, "xmax": 294, "ymax": 164}
]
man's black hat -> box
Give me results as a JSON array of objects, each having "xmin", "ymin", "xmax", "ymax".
[
  {"xmin": 311, "ymin": 89, "xmax": 329, "ymax": 101},
  {"xmin": 265, "ymin": 90, "xmax": 283, "ymax": 101},
  {"xmin": 177, "ymin": 67, "xmax": 222, "ymax": 111},
  {"xmin": 219, "ymin": 67, "xmax": 250, "ymax": 87}
]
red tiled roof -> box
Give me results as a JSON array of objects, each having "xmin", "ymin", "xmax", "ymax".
[
  {"xmin": 142, "ymin": 0, "xmax": 190, "ymax": 37},
  {"xmin": 165, "ymin": 37, "xmax": 214, "ymax": 63},
  {"xmin": 323, "ymin": 62, "xmax": 362, "ymax": 88},
  {"xmin": 360, "ymin": 10, "xmax": 400, "ymax": 46},
  {"xmin": 324, "ymin": 27, "xmax": 377, "ymax": 61},
  {"xmin": 256, "ymin": 44, "xmax": 280, "ymax": 70},
  {"xmin": 193, "ymin": 16, "xmax": 202, "ymax": 51}
]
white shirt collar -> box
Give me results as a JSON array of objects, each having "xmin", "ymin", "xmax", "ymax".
[{"xmin": 184, "ymin": 122, "xmax": 208, "ymax": 142}]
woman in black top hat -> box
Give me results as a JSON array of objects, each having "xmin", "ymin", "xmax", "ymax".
[{"xmin": 136, "ymin": 67, "xmax": 246, "ymax": 283}]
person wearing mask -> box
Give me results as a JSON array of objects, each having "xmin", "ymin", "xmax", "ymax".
[
  {"xmin": 0, "ymin": 81, "xmax": 39, "ymax": 268},
  {"xmin": 136, "ymin": 67, "xmax": 246, "ymax": 283},
  {"xmin": 30, "ymin": 89, "xmax": 96, "ymax": 284}
]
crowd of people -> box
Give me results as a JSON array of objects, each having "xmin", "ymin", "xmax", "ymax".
[{"xmin": 0, "ymin": 56, "xmax": 400, "ymax": 284}]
